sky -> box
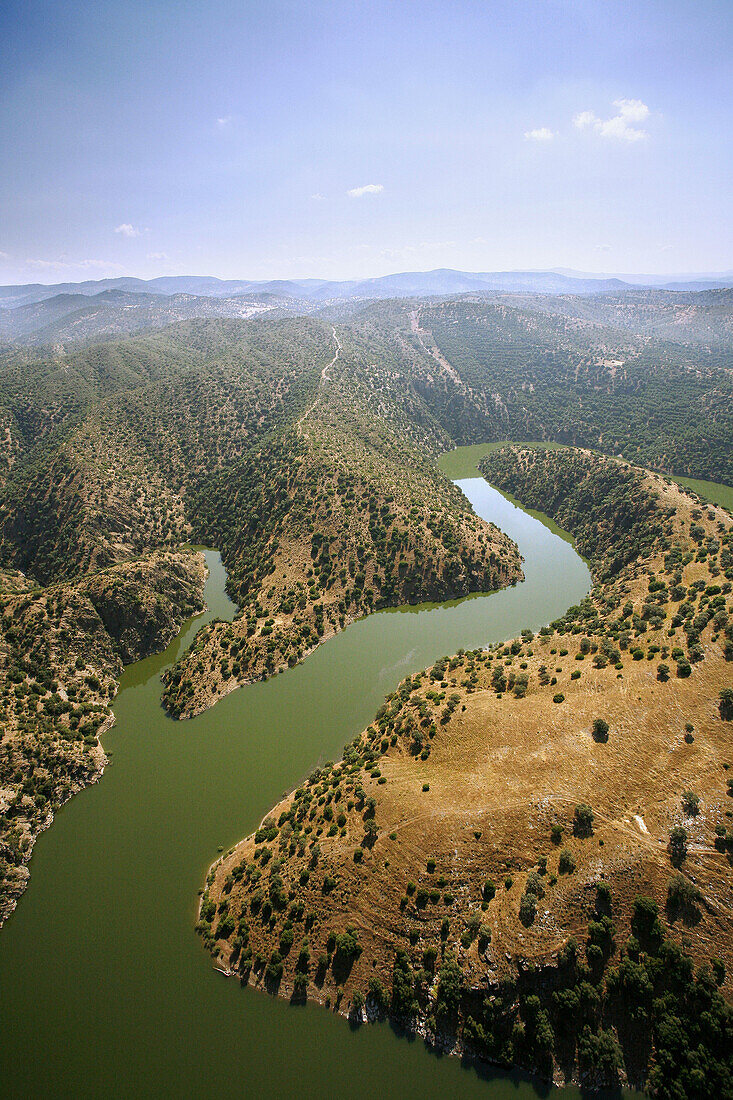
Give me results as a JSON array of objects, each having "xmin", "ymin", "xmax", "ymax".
[{"xmin": 0, "ymin": 0, "xmax": 731, "ymax": 284}]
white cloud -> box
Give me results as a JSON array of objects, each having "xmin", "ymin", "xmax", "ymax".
[
  {"xmin": 524, "ymin": 127, "xmax": 555, "ymax": 142},
  {"xmin": 147, "ymin": 252, "xmax": 169, "ymax": 261},
  {"xmin": 0, "ymin": 250, "xmax": 9, "ymax": 260},
  {"xmin": 347, "ymin": 183, "xmax": 384, "ymax": 198},
  {"xmin": 573, "ymin": 98, "xmax": 650, "ymax": 142},
  {"xmin": 594, "ymin": 244, "xmax": 612, "ymax": 252},
  {"xmin": 114, "ymin": 223, "xmax": 140, "ymax": 238},
  {"xmin": 216, "ymin": 116, "xmax": 232, "ymax": 129},
  {"xmin": 573, "ymin": 110, "xmax": 597, "ymax": 130},
  {"xmin": 613, "ymin": 98, "xmax": 649, "ymax": 123},
  {"xmin": 310, "ymin": 192, "xmax": 325, "ymax": 201}
]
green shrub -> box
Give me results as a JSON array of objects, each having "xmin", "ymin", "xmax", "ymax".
[
  {"xmin": 669, "ymin": 825, "xmax": 688, "ymax": 866},
  {"xmin": 592, "ymin": 717, "xmax": 609, "ymax": 743},
  {"xmin": 558, "ymin": 848, "xmax": 576, "ymax": 874},
  {"xmin": 573, "ymin": 803, "xmax": 594, "ymax": 837}
]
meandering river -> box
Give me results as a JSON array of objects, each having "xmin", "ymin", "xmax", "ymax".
[{"xmin": 2, "ymin": 464, "xmax": 640, "ymax": 1098}]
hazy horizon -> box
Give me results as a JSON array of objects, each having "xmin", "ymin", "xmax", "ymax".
[{"xmin": 3, "ymin": 264, "xmax": 733, "ymax": 293}]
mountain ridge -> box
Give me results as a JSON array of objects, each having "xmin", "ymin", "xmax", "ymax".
[{"xmin": 2, "ymin": 266, "xmax": 731, "ymax": 312}]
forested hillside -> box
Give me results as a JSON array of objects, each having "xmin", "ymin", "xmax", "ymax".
[{"xmin": 408, "ymin": 297, "xmax": 733, "ymax": 481}]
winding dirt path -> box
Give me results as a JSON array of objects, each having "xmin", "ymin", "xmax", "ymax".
[{"xmin": 297, "ymin": 326, "xmax": 341, "ymax": 435}]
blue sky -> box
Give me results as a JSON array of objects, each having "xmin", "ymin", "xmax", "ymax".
[{"xmin": 0, "ymin": 0, "xmax": 730, "ymax": 283}]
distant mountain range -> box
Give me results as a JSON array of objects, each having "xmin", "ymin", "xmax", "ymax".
[
  {"xmin": 0, "ymin": 268, "xmax": 731, "ymax": 346},
  {"xmin": 2, "ymin": 267, "xmax": 732, "ymax": 311}
]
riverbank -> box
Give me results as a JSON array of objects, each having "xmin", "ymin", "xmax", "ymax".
[
  {"xmin": 205, "ymin": 449, "xmax": 733, "ymax": 1095},
  {"xmin": 161, "ymin": 473, "xmax": 523, "ymax": 720},
  {"xmin": 0, "ymin": 547, "xmax": 206, "ymax": 925},
  {"xmin": 437, "ymin": 441, "xmax": 733, "ymax": 515}
]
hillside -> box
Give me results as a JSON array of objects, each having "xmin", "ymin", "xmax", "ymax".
[
  {"xmin": 0, "ymin": 289, "xmax": 286, "ymax": 347},
  {"xmin": 3, "ymin": 286, "xmax": 731, "ymax": 483},
  {"xmin": 161, "ymin": 323, "xmax": 522, "ymax": 716},
  {"xmin": 202, "ymin": 448, "xmax": 733, "ymax": 1095},
  {"xmin": 403, "ymin": 298, "xmax": 733, "ymax": 481},
  {"xmin": 0, "ymin": 317, "xmax": 331, "ymax": 580}
]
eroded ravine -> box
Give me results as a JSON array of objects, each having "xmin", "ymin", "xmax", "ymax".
[{"xmin": 0, "ymin": 464, "xmax": 604, "ymax": 1099}]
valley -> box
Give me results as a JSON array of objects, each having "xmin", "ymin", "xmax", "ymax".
[
  {"xmin": 0, "ymin": 279, "xmax": 731, "ymax": 1096},
  {"xmin": 0, "ymin": 471, "xmax": 600, "ymax": 1100}
]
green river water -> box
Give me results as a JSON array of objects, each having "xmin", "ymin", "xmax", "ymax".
[{"xmin": 1, "ymin": 468, "xmax": 644, "ymax": 1098}]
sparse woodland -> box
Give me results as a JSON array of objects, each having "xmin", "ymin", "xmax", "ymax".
[{"xmin": 205, "ymin": 447, "xmax": 733, "ymax": 1096}]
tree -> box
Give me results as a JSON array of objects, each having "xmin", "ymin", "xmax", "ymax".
[
  {"xmin": 265, "ymin": 949, "xmax": 283, "ymax": 984},
  {"xmin": 577, "ymin": 1026, "xmax": 621, "ymax": 1085},
  {"xmin": 666, "ymin": 873, "xmax": 702, "ymax": 923},
  {"xmin": 519, "ymin": 892, "xmax": 537, "ymax": 925},
  {"xmin": 592, "ymin": 717, "xmax": 609, "ymax": 743},
  {"xmin": 391, "ymin": 950, "xmax": 416, "ymax": 1017},
  {"xmin": 482, "ymin": 878, "xmax": 496, "ymax": 902},
  {"xmin": 720, "ymin": 688, "xmax": 733, "ymax": 721},
  {"xmin": 574, "ymin": 803, "xmax": 594, "ymax": 838},
  {"xmin": 669, "ymin": 825, "xmax": 688, "ymax": 866},
  {"xmin": 332, "ymin": 928, "xmax": 361, "ymax": 981},
  {"xmin": 558, "ymin": 848, "xmax": 575, "ymax": 874},
  {"xmin": 362, "ymin": 820, "xmax": 378, "ymax": 848},
  {"xmin": 367, "ymin": 975, "xmax": 386, "ymax": 1009},
  {"xmin": 629, "ymin": 893, "xmax": 660, "ymax": 954},
  {"xmin": 681, "ymin": 790, "xmax": 700, "ymax": 816},
  {"xmin": 436, "ymin": 954, "xmax": 463, "ymax": 1022}
]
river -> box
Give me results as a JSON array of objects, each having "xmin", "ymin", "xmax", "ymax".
[{"xmin": 1, "ymin": 465, "xmax": 642, "ymax": 1098}]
